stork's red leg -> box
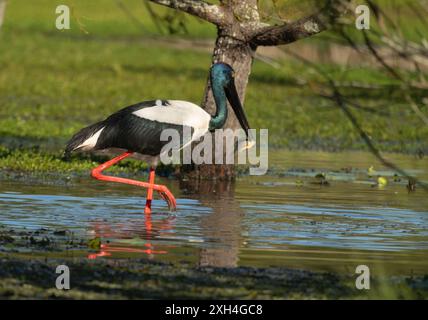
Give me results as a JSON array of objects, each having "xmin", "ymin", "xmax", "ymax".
[
  {"xmin": 91, "ymin": 152, "xmax": 177, "ymax": 212},
  {"xmin": 144, "ymin": 167, "xmax": 155, "ymax": 214}
]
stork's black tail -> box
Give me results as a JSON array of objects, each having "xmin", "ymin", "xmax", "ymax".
[{"xmin": 64, "ymin": 120, "xmax": 106, "ymax": 158}]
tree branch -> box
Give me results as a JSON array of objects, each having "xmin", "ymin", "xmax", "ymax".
[
  {"xmin": 250, "ymin": 0, "xmax": 350, "ymax": 47},
  {"xmin": 282, "ymin": 48, "xmax": 428, "ymax": 191},
  {"xmin": 148, "ymin": 0, "xmax": 224, "ymax": 26},
  {"xmin": 250, "ymin": 13, "xmax": 327, "ymax": 46}
]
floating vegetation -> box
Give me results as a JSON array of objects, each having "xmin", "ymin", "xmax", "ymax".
[
  {"xmin": 312, "ymin": 173, "xmax": 330, "ymax": 186},
  {"xmin": 377, "ymin": 176, "xmax": 388, "ymax": 187},
  {"xmin": 88, "ymin": 237, "xmax": 102, "ymax": 250}
]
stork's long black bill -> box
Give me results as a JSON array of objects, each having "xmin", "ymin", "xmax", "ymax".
[{"xmin": 225, "ymin": 80, "xmax": 251, "ymax": 140}]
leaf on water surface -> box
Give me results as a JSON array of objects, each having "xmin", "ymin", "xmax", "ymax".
[{"xmin": 377, "ymin": 176, "xmax": 388, "ymax": 186}]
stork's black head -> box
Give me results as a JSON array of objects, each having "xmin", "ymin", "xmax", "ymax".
[{"xmin": 210, "ymin": 63, "xmax": 235, "ymax": 88}]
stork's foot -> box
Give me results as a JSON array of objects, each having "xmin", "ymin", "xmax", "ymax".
[
  {"xmin": 157, "ymin": 185, "xmax": 177, "ymax": 212},
  {"xmin": 144, "ymin": 187, "xmax": 176, "ymax": 213}
]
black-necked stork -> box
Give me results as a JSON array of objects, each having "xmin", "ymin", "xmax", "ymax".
[{"xmin": 65, "ymin": 63, "xmax": 251, "ymax": 214}]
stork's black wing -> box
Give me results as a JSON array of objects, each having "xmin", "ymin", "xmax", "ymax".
[{"xmin": 65, "ymin": 100, "xmax": 195, "ymax": 156}]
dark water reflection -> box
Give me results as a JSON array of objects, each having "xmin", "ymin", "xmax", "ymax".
[{"xmin": 0, "ymin": 151, "xmax": 427, "ymax": 276}]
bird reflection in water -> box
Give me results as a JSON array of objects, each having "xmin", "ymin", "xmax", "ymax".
[
  {"xmin": 87, "ymin": 211, "xmax": 174, "ymax": 259},
  {"xmin": 86, "ymin": 177, "xmax": 244, "ymax": 267}
]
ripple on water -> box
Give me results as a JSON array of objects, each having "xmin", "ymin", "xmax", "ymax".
[
  {"xmin": 0, "ymin": 151, "xmax": 427, "ymax": 272},
  {"xmin": 1, "ymin": 186, "xmax": 427, "ymax": 252}
]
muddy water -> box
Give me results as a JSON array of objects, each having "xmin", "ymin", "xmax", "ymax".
[{"xmin": 0, "ymin": 151, "xmax": 427, "ymax": 277}]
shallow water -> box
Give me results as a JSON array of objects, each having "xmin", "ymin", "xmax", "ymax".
[{"xmin": 0, "ymin": 150, "xmax": 427, "ymax": 276}]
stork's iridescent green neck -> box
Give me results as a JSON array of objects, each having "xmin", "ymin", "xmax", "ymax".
[
  {"xmin": 207, "ymin": 63, "xmax": 251, "ymax": 141},
  {"xmin": 209, "ymin": 63, "xmax": 237, "ymax": 131},
  {"xmin": 209, "ymin": 77, "xmax": 228, "ymax": 131}
]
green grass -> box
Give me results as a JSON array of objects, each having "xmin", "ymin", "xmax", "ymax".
[
  {"xmin": 1, "ymin": 255, "xmax": 427, "ymax": 299},
  {"xmin": 0, "ymin": 145, "xmax": 152, "ymax": 175},
  {"xmin": 0, "ymin": 0, "xmax": 427, "ymax": 174},
  {"xmin": 5, "ymin": 0, "xmax": 217, "ymax": 38}
]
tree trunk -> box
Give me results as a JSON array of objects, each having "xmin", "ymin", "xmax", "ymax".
[
  {"xmin": 180, "ymin": 1, "xmax": 259, "ymax": 180},
  {"xmin": 152, "ymin": 0, "xmax": 344, "ymax": 180}
]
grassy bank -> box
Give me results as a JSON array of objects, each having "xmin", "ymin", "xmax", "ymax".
[
  {"xmin": 0, "ymin": 256, "xmax": 351, "ymax": 299},
  {"xmin": 1, "ymin": 256, "xmax": 426, "ymax": 299},
  {"xmin": 0, "ymin": 0, "xmax": 427, "ymax": 174}
]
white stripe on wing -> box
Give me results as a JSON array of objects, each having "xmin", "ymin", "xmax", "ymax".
[
  {"xmin": 75, "ymin": 127, "xmax": 105, "ymax": 151},
  {"xmin": 132, "ymin": 100, "xmax": 210, "ymax": 131}
]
